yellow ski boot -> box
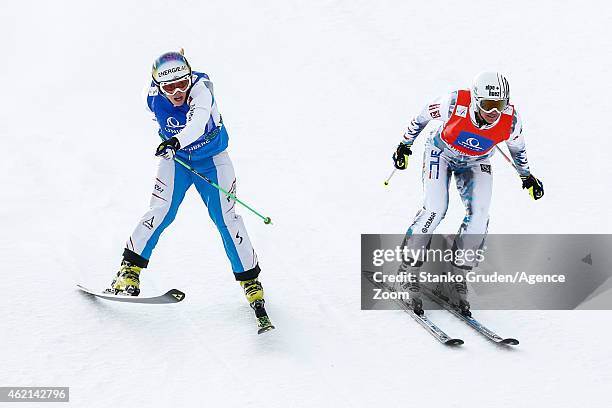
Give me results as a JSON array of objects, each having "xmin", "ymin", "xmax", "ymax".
[
  {"xmin": 106, "ymin": 261, "xmax": 142, "ymax": 296},
  {"xmin": 240, "ymin": 278, "xmax": 264, "ymax": 303},
  {"xmin": 240, "ymin": 278, "xmax": 274, "ymax": 334}
]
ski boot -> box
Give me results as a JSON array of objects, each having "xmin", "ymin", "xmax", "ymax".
[
  {"xmin": 432, "ymin": 269, "xmax": 471, "ymax": 317},
  {"xmin": 403, "ymin": 282, "xmax": 424, "ymax": 316},
  {"xmin": 451, "ymin": 280, "xmax": 471, "ymax": 317},
  {"xmin": 241, "ymin": 278, "xmax": 264, "ymax": 303},
  {"xmin": 240, "ymin": 278, "xmax": 275, "ymax": 334},
  {"xmin": 446, "ymin": 264, "xmax": 472, "ymax": 317},
  {"xmin": 397, "ymin": 260, "xmax": 424, "ymax": 316},
  {"xmin": 432, "ymin": 282, "xmax": 450, "ymax": 302},
  {"xmin": 104, "ymin": 260, "xmax": 142, "ymax": 296}
]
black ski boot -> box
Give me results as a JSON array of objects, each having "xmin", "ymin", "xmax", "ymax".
[
  {"xmin": 396, "ymin": 259, "xmax": 424, "ymax": 315},
  {"xmin": 400, "ymin": 276, "xmax": 424, "ymax": 316},
  {"xmin": 453, "ymin": 281, "xmax": 471, "ymax": 317},
  {"xmin": 409, "ymin": 295, "xmax": 424, "ymax": 316}
]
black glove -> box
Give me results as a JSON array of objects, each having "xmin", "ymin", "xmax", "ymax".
[
  {"xmin": 392, "ymin": 143, "xmax": 413, "ymax": 170},
  {"xmin": 155, "ymin": 137, "xmax": 180, "ymax": 160},
  {"xmin": 520, "ymin": 174, "xmax": 544, "ymax": 200}
]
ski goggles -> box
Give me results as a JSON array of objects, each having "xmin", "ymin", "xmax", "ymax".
[
  {"xmin": 476, "ymin": 98, "xmax": 508, "ymax": 113},
  {"xmin": 159, "ymin": 76, "xmax": 191, "ymax": 96}
]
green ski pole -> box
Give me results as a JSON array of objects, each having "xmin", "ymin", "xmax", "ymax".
[{"xmin": 173, "ymin": 157, "xmax": 272, "ymax": 225}]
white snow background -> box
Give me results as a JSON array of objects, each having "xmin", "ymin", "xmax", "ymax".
[{"xmin": 1, "ymin": 1, "xmax": 611, "ymax": 407}]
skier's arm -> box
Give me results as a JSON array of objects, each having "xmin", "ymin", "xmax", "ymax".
[
  {"xmin": 504, "ymin": 111, "xmax": 531, "ymax": 177},
  {"xmin": 145, "ymin": 81, "xmax": 160, "ymax": 122},
  {"xmin": 174, "ymin": 80, "xmax": 213, "ymax": 148},
  {"xmin": 401, "ymin": 91, "xmax": 456, "ymax": 145},
  {"xmin": 505, "ymin": 111, "xmax": 544, "ymax": 199}
]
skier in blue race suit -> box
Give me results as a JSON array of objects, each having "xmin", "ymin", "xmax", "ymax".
[{"xmin": 105, "ymin": 50, "xmax": 273, "ymax": 333}]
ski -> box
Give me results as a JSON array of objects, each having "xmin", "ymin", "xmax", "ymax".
[
  {"xmin": 256, "ymin": 316, "xmax": 275, "ymax": 335},
  {"xmin": 77, "ymin": 284, "xmax": 185, "ymax": 304},
  {"xmin": 363, "ymin": 272, "xmax": 463, "ymax": 346},
  {"xmin": 250, "ymin": 299, "xmax": 275, "ymax": 334},
  {"xmin": 420, "ymin": 286, "xmax": 519, "ymax": 345}
]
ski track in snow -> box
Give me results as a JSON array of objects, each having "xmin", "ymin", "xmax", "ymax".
[{"xmin": 2, "ymin": 1, "xmax": 612, "ymax": 407}]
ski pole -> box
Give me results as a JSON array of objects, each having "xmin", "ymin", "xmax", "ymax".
[
  {"xmin": 383, "ymin": 169, "xmax": 397, "ymax": 187},
  {"xmin": 494, "ymin": 145, "xmax": 520, "ymax": 176},
  {"xmin": 173, "ymin": 157, "xmax": 273, "ymax": 225}
]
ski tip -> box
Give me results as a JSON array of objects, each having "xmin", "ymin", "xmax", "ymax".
[
  {"xmin": 445, "ymin": 338, "xmax": 464, "ymax": 346},
  {"xmin": 165, "ymin": 289, "xmax": 186, "ymax": 302},
  {"xmin": 502, "ymin": 338, "xmax": 519, "ymax": 346},
  {"xmin": 258, "ymin": 325, "xmax": 276, "ymax": 335},
  {"xmin": 76, "ymin": 284, "xmax": 94, "ymax": 294}
]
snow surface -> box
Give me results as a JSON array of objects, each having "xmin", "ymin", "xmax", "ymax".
[{"xmin": 2, "ymin": 1, "xmax": 612, "ymax": 407}]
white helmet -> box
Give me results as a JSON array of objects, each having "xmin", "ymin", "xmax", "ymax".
[
  {"xmin": 152, "ymin": 49, "xmax": 191, "ymax": 84},
  {"xmin": 470, "ymin": 71, "xmax": 510, "ymax": 113}
]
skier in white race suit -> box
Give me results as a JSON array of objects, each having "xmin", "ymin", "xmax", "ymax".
[{"xmin": 392, "ymin": 71, "xmax": 544, "ymax": 316}]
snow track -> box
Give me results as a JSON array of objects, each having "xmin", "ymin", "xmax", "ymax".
[{"xmin": 2, "ymin": 1, "xmax": 611, "ymax": 407}]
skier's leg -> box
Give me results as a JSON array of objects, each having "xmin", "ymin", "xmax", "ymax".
[
  {"xmin": 191, "ymin": 151, "xmax": 260, "ymax": 281},
  {"xmin": 403, "ymin": 144, "xmax": 452, "ymax": 262},
  {"xmin": 192, "ymin": 151, "xmax": 271, "ymax": 331},
  {"xmin": 127, "ymin": 158, "xmax": 193, "ymax": 260},
  {"xmin": 398, "ymin": 144, "xmax": 451, "ymax": 313},
  {"xmin": 109, "ymin": 159, "xmax": 193, "ymax": 295},
  {"xmin": 454, "ymin": 160, "xmax": 492, "ymax": 258},
  {"xmin": 446, "ymin": 160, "xmax": 493, "ymax": 315}
]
